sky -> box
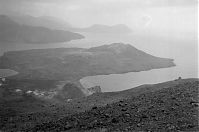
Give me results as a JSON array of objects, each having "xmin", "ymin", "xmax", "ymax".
[
  {"xmin": 0, "ymin": 0, "xmax": 197, "ymax": 42},
  {"xmin": 0, "ymin": 0, "xmax": 197, "ymax": 28}
]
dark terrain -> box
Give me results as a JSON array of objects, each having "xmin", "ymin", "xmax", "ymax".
[
  {"xmin": 0, "ymin": 43, "xmax": 175, "ymax": 99},
  {"xmin": 0, "ymin": 78, "xmax": 198, "ymax": 131}
]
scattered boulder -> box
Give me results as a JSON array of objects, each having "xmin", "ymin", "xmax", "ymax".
[
  {"xmin": 111, "ymin": 118, "xmax": 119, "ymax": 124},
  {"xmin": 92, "ymin": 106, "xmax": 98, "ymax": 110}
]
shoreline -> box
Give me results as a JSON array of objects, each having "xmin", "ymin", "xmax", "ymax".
[
  {"xmin": 79, "ymin": 66, "xmax": 176, "ymax": 90},
  {"xmin": 0, "ymin": 69, "xmax": 18, "ymax": 78}
]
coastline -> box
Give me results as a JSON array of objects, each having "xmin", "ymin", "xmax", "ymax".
[{"xmin": 0, "ymin": 69, "xmax": 18, "ymax": 78}]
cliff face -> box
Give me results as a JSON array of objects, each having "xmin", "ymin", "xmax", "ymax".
[{"xmin": 0, "ymin": 43, "xmax": 175, "ymax": 81}]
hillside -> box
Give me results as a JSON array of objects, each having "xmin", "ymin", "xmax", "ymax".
[
  {"xmin": 0, "ymin": 15, "xmax": 84, "ymax": 44},
  {"xmin": 33, "ymin": 79, "xmax": 199, "ymax": 132},
  {"xmin": 0, "ymin": 43, "xmax": 175, "ymax": 81},
  {"xmin": 0, "ymin": 79, "xmax": 198, "ymax": 131},
  {"xmin": 0, "ymin": 78, "xmax": 90, "ymax": 101}
]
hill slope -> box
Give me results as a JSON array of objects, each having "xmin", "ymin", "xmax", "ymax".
[
  {"xmin": 0, "ymin": 78, "xmax": 198, "ymax": 131},
  {"xmin": 33, "ymin": 79, "xmax": 199, "ymax": 132},
  {"xmin": 0, "ymin": 15, "xmax": 84, "ymax": 44}
]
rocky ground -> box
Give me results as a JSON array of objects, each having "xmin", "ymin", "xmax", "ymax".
[{"xmin": 0, "ymin": 79, "xmax": 198, "ymax": 132}]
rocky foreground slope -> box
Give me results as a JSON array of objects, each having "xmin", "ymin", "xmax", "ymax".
[{"xmin": 0, "ymin": 78, "xmax": 198, "ymax": 131}]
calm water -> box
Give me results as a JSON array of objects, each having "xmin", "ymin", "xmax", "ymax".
[{"xmin": 76, "ymin": 32, "xmax": 198, "ymax": 92}]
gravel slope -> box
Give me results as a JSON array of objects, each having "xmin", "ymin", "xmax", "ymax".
[{"xmin": 32, "ymin": 79, "xmax": 199, "ymax": 132}]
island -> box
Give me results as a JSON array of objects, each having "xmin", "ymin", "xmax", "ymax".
[
  {"xmin": 0, "ymin": 43, "xmax": 175, "ymax": 98},
  {"xmin": 0, "ymin": 43, "xmax": 175, "ymax": 81}
]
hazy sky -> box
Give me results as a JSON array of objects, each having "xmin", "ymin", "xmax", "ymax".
[
  {"xmin": 0, "ymin": 0, "xmax": 197, "ymax": 42},
  {"xmin": 0, "ymin": 0, "xmax": 197, "ymax": 27}
]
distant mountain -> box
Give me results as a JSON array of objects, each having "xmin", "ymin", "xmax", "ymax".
[
  {"xmin": 5, "ymin": 14, "xmax": 132, "ymax": 34},
  {"xmin": 87, "ymin": 86, "xmax": 102, "ymax": 94},
  {"xmin": 0, "ymin": 43, "xmax": 175, "ymax": 81},
  {"xmin": 73, "ymin": 24, "xmax": 132, "ymax": 34},
  {"xmin": 0, "ymin": 15, "xmax": 84, "ymax": 44},
  {"xmin": 10, "ymin": 15, "xmax": 72, "ymax": 30}
]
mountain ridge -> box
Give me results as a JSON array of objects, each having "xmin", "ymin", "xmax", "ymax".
[
  {"xmin": 10, "ymin": 15, "xmax": 72, "ymax": 30},
  {"xmin": 2, "ymin": 14, "xmax": 133, "ymax": 35},
  {"xmin": 0, "ymin": 15, "xmax": 84, "ymax": 44}
]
